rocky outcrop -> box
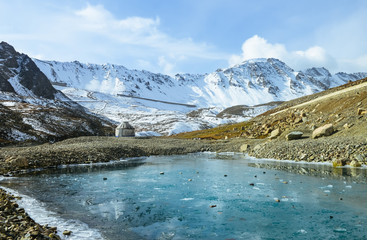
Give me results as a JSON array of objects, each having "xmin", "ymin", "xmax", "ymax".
[
  {"xmin": 0, "ymin": 42, "xmax": 57, "ymax": 99},
  {"xmin": 0, "ymin": 42, "xmax": 116, "ymax": 145}
]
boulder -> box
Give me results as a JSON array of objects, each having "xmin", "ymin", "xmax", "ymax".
[
  {"xmin": 269, "ymin": 128, "xmax": 281, "ymax": 139},
  {"xmin": 312, "ymin": 124, "xmax": 334, "ymax": 139},
  {"xmin": 294, "ymin": 117, "xmax": 303, "ymax": 124},
  {"xmin": 286, "ymin": 131, "xmax": 303, "ymax": 141},
  {"xmin": 240, "ymin": 144, "xmax": 250, "ymax": 152},
  {"xmin": 349, "ymin": 160, "xmax": 362, "ymax": 168},
  {"xmin": 332, "ymin": 158, "xmax": 347, "ymax": 167}
]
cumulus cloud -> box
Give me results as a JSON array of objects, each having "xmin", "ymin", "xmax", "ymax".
[
  {"xmin": 229, "ymin": 35, "xmax": 337, "ymax": 71},
  {"xmin": 0, "ymin": 2, "xmax": 227, "ymax": 75}
]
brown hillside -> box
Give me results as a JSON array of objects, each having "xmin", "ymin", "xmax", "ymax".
[{"xmin": 174, "ymin": 77, "xmax": 367, "ymax": 140}]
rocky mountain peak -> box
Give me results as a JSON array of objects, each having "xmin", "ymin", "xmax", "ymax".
[
  {"xmin": 0, "ymin": 42, "xmax": 57, "ymax": 99},
  {"xmin": 304, "ymin": 67, "xmax": 331, "ymax": 77},
  {"xmin": 0, "ymin": 41, "xmax": 17, "ymax": 55}
]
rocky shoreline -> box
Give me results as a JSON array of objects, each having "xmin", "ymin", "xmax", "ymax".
[
  {"xmin": 1, "ymin": 134, "xmax": 366, "ymax": 176},
  {"xmin": 246, "ymin": 135, "xmax": 367, "ymax": 165},
  {"xmin": 0, "ymin": 188, "xmax": 61, "ymax": 239},
  {"xmin": 0, "ymin": 134, "xmax": 366, "ymax": 239},
  {"xmin": 0, "ymin": 137, "xmax": 246, "ymax": 175}
]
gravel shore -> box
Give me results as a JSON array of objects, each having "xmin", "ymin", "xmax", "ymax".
[
  {"xmin": 248, "ymin": 135, "xmax": 367, "ymax": 164},
  {"xmin": 0, "ymin": 188, "xmax": 61, "ymax": 239},
  {"xmin": 0, "ymin": 137, "xmax": 247, "ymax": 175},
  {"xmin": 1, "ymin": 134, "xmax": 366, "ymax": 239}
]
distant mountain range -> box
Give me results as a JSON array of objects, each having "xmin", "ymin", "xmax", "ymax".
[
  {"xmin": 35, "ymin": 57, "xmax": 367, "ymax": 108},
  {"xmin": 1, "ymin": 41, "xmax": 367, "ymax": 141}
]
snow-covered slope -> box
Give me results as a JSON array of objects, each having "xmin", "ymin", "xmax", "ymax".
[
  {"xmin": 35, "ymin": 58, "xmax": 367, "ymax": 108},
  {"xmin": 34, "ymin": 58, "xmax": 367, "ymax": 136},
  {"xmin": 0, "ymin": 42, "xmax": 114, "ymax": 144}
]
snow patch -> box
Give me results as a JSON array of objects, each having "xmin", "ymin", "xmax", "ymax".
[{"xmin": 10, "ymin": 128, "xmax": 37, "ymax": 141}]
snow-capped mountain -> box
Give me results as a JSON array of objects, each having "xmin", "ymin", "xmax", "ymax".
[
  {"xmin": 35, "ymin": 58, "xmax": 367, "ymax": 108},
  {"xmin": 0, "ymin": 42, "xmax": 114, "ymax": 144},
  {"xmin": 33, "ymin": 57, "xmax": 367, "ymax": 136}
]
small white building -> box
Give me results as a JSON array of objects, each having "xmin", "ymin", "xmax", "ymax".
[{"xmin": 115, "ymin": 122, "xmax": 135, "ymax": 137}]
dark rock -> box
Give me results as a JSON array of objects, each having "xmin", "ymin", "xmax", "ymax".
[
  {"xmin": 286, "ymin": 131, "xmax": 303, "ymax": 141},
  {"xmin": 63, "ymin": 230, "xmax": 72, "ymax": 236}
]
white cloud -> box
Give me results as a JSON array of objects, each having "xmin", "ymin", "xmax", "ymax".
[
  {"xmin": 229, "ymin": 35, "xmax": 336, "ymax": 71},
  {"xmin": 314, "ymin": 8, "xmax": 367, "ymax": 73},
  {"xmin": 158, "ymin": 56, "xmax": 175, "ymax": 76},
  {"xmin": 0, "ymin": 3, "xmax": 227, "ymax": 75}
]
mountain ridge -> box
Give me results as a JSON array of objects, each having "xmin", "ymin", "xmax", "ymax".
[
  {"xmin": 2, "ymin": 41, "xmax": 367, "ymax": 139},
  {"xmin": 33, "ymin": 54, "xmax": 367, "ymax": 136},
  {"xmin": 35, "ymin": 57, "xmax": 367, "ymax": 108}
]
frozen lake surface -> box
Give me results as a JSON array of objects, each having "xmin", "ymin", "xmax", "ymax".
[{"xmin": 1, "ymin": 153, "xmax": 367, "ymax": 239}]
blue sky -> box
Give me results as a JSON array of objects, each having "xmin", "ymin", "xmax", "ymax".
[{"xmin": 1, "ymin": 0, "xmax": 367, "ymax": 75}]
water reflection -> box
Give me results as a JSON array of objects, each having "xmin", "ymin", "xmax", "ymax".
[
  {"xmin": 19, "ymin": 157, "xmax": 147, "ymax": 176},
  {"xmin": 248, "ymin": 161, "xmax": 367, "ymax": 183}
]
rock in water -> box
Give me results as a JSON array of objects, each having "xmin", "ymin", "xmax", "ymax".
[
  {"xmin": 286, "ymin": 131, "xmax": 303, "ymax": 141},
  {"xmin": 312, "ymin": 124, "xmax": 334, "ymax": 139},
  {"xmin": 63, "ymin": 230, "xmax": 72, "ymax": 236}
]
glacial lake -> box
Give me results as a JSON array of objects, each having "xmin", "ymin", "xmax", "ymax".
[{"xmin": 1, "ymin": 153, "xmax": 367, "ymax": 240}]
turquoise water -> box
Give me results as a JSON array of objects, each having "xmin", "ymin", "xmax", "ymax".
[{"xmin": 1, "ymin": 153, "xmax": 367, "ymax": 239}]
